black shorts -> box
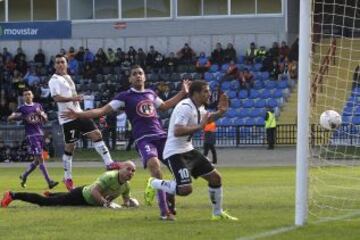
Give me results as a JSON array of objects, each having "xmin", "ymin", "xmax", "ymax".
[
  {"xmin": 165, "ymin": 149, "xmax": 214, "ymax": 186},
  {"xmin": 62, "ymin": 119, "xmax": 98, "ymax": 144}
]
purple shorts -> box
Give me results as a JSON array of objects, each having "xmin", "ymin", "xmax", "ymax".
[
  {"xmin": 27, "ymin": 136, "xmax": 44, "ymax": 156},
  {"xmin": 136, "ymin": 136, "xmax": 167, "ymax": 168}
]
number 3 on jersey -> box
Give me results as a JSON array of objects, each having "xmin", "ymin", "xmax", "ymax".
[
  {"xmin": 178, "ymin": 168, "xmax": 189, "ymax": 180},
  {"xmin": 144, "ymin": 144, "xmax": 151, "ymax": 152}
]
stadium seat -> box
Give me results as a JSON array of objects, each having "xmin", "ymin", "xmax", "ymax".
[
  {"xmin": 230, "ymin": 80, "xmax": 240, "ymax": 90},
  {"xmin": 272, "ymin": 89, "xmax": 283, "ymax": 98},
  {"xmin": 221, "ymin": 64, "xmax": 229, "ymax": 72},
  {"xmin": 221, "ymin": 81, "xmax": 231, "ymax": 91},
  {"xmin": 352, "ymin": 116, "xmax": 360, "ymax": 125},
  {"xmin": 267, "ymin": 98, "xmax": 278, "ymax": 108},
  {"xmin": 244, "ymin": 118, "xmax": 255, "ymax": 126},
  {"xmin": 254, "ymin": 117, "xmax": 265, "ymax": 125},
  {"xmin": 261, "ymin": 71, "xmax": 270, "ymax": 80},
  {"xmin": 277, "ymin": 80, "xmax": 288, "ymax": 89},
  {"xmin": 209, "ymin": 64, "xmax": 219, "ymax": 73},
  {"xmin": 230, "ymin": 99, "xmax": 241, "ymax": 108},
  {"xmin": 204, "ymin": 72, "xmax": 214, "ymax": 81},
  {"xmin": 209, "ymin": 81, "xmax": 219, "ymax": 90},
  {"xmin": 226, "ymin": 108, "xmax": 237, "ymax": 118},
  {"xmin": 264, "ymin": 80, "xmax": 277, "ymax": 89},
  {"xmin": 253, "ymin": 81, "xmax": 263, "ymax": 90},
  {"xmin": 249, "ymin": 89, "xmax": 261, "ymax": 99},
  {"xmin": 254, "ymin": 63, "xmax": 262, "ymax": 72},
  {"xmin": 260, "ymin": 89, "xmax": 271, "ymax": 99},
  {"xmin": 254, "ymin": 99, "xmax": 267, "ymax": 108},
  {"xmin": 238, "ymin": 90, "xmax": 248, "ymax": 99},
  {"xmin": 225, "ymin": 90, "xmax": 237, "ymax": 99},
  {"xmin": 343, "ymin": 106, "xmax": 354, "ymax": 116},
  {"xmin": 242, "ymin": 99, "xmax": 255, "ymax": 108}
]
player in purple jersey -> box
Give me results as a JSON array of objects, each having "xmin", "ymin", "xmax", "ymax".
[
  {"xmin": 8, "ymin": 89, "xmax": 58, "ymax": 189},
  {"xmin": 62, "ymin": 65, "xmax": 189, "ymax": 220}
]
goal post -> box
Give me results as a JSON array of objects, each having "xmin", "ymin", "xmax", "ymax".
[
  {"xmin": 295, "ymin": 0, "xmax": 312, "ymax": 226},
  {"xmin": 296, "ymin": 0, "xmax": 360, "ymax": 226}
]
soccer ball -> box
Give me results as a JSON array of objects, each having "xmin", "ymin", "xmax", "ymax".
[{"xmin": 319, "ymin": 110, "xmax": 342, "ymax": 130}]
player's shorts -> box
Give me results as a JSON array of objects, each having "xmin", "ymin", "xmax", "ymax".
[
  {"xmin": 27, "ymin": 135, "xmax": 44, "ymax": 156},
  {"xmin": 165, "ymin": 149, "xmax": 215, "ymax": 186},
  {"xmin": 62, "ymin": 119, "xmax": 98, "ymax": 144},
  {"xmin": 136, "ymin": 135, "xmax": 167, "ymax": 168}
]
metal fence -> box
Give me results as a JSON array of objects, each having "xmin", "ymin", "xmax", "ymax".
[{"xmin": 1, "ymin": 124, "xmax": 359, "ymax": 155}]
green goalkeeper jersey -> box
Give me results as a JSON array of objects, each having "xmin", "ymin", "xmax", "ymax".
[{"xmin": 82, "ymin": 170, "xmax": 130, "ymax": 206}]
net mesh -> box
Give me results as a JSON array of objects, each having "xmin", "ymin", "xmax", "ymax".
[{"xmin": 309, "ymin": 0, "xmax": 360, "ymax": 220}]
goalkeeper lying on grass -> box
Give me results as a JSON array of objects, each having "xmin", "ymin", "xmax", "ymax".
[{"xmin": 1, "ymin": 160, "xmax": 139, "ymax": 209}]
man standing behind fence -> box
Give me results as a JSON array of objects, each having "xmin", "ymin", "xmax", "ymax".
[
  {"xmin": 265, "ymin": 107, "xmax": 277, "ymax": 150},
  {"xmin": 203, "ymin": 121, "xmax": 217, "ymax": 164}
]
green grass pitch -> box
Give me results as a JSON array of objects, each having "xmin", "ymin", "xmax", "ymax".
[{"xmin": 1, "ymin": 164, "xmax": 360, "ymax": 240}]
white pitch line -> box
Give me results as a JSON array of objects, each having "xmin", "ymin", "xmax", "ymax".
[{"xmin": 236, "ymin": 211, "xmax": 360, "ymax": 240}]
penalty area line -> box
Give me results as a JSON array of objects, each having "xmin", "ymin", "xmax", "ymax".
[{"xmin": 236, "ymin": 211, "xmax": 360, "ymax": 240}]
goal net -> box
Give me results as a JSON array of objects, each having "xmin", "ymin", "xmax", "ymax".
[{"xmin": 309, "ymin": 0, "xmax": 360, "ymax": 220}]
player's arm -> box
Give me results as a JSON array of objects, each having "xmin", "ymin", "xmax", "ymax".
[
  {"xmin": 158, "ymin": 80, "xmax": 190, "ymax": 111},
  {"xmin": 61, "ymin": 104, "xmax": 114, "ymax": 120},
  {"xmin": 52, "ymin": 95, "xmax": 83, "ymax": 103},
  {"xmin": 91, "ymin": 184, "xmax": 109, "ymax": 206},
  {"xmin": 207, "ymin": 94, "xmax": 229, "ymax": 123},
  {"xmin": 173, "ymin": 105, "xmax": 210, "ymax": 137},
  {"xmin": 7, "ymin": 112, "xmax": 22, "ymax": 121}
]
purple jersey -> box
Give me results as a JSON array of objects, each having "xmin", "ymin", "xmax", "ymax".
[
  {"xmin": 16, "ymin": 103, "xmax": 45, "ymax": 138},
  {"xmin": 111, "ymin": 88, "xmax": 166, "ymax": 141}
]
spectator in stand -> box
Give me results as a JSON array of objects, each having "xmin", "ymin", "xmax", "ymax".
[
  {"xmin": 47, "ymin": 56, "xmax": 56, "ymax": 74},
  {"xmin": 16, "ymin": 55, "xmax": 28, "ymax": 76},
  {"xmin": 75, "ymin": 46, "xmax": 85, "ymax": 64},
  {"xmin": 34, "ymin": 49, "xmax": 46, "ymax": 67},
  {"xmin": 14, "ymin": 48, "xmax": 26, "ymax": 65},
  {"xmin": 128, "ymin": 46, "xmax": 137, "ymax": 63},
  {"xmin": 256, "ymin": 46, "xmax": 267, "ymax": 61},
  {"xmin": 106, "ymin": 48, "xmax": 116, "ymax": 66},
  {"xmin": 153, "ymin": 52, "xmax": 164, "ymax": 73},
  {"xmin": 196, "ymin": 52, "xmax": 211, "ymax": 78},
  {"xmin": 115, "ymin": 48, "xmax": 125, "ymax": 65},
  {"xmin": 268, "ymin": 42, "xmax": 280, "ymax": 61},
  {"xmin": 209, "ymin": 86, "xmax": 221, "ymax": 110},
  {"xmin": 119, "ymin": 70, "xmax": 130, "ymax": 90},
  {"xmin": 105, "ymin": 112, "xmax": 118, "ymax": 151},
  {"xmin": 39, "ymin": 83, "xmax": 51, "ymax": 104},
  {"xmin": 278, "ymin": 58, "xmax": 290, "ymax": 81},
  {"xmin": 223, "ymin": 60, "xmax": 239, "ymax": 81},
  {"xmin": 84, "ymin": 48, "xmax": 95, "ymax": 64},
  {"xmin": 210, "ymin": 42, "xmax": 225, "ymax": 66},
  {"xmin": 157, "ymin": 82, "xmax": 172, "ymax": 101},
  {"xmin": 164, "ymin": 52, "xmax": 178, "ymax": 73},
  {"xmin": 146, "ymin": 45, "xmax": 159, "ymax": 72},
  {"xmin": 135, "ymin": 48, "xmax": 146, "ymax": 68},
  {"xmin": 59, "ymin": 48, "xmax": 66, "ymax": 56},
  {"xmin": 261, "ymin": 52, "xmax": 274, "ymax": 72},
  {"xmin": 288, "ymin": 60, "xmax": 297, "ymax": 80},
  {"xmin": 245, "ymin": 42, "xmax": 258, "ymax": 65},
  {"xmin": 177, "ymin": 43, "xmax": 196, "ymax": 65},
  {"xmin": 2, "ymin": 48, "xmax": 12, "ymax": 62},
  {"xmin": 238, "ymin": 68, "xmax": 254, "ymax": 95},
  {"xmin": 269, "ymin": 60, "xmax": 280, "ymax": 80},
  {"xmin": 224, "ymin": 43, "xmax": 237, "ymax": 63},
  {"xmin": 66, "ymin": 47, "xmax": 76, "ymax": 61},
  {"xmin": 83, "ymin": 63, "xmax": 96, "ymax": 82},
  {"xmin": 121, "ymin": 54, "xmax": 132, "ymax": 72},
  {"xmin": 211, "ymin": 43, "xmax": 225, "ymax": 65},
  {"xmin": 5, "ymin": 57, "xmax": 16, "ymax": 73},
  {"xmin": 288, "ymin": 38, "xmax": 299, "ymax": 62},
  {"xmin": 24, "ymin": 68, "xmax": 40, "ymax": 87},
  {"xmin": 279, "ymin": 41, "xmax": 290, "ymax": 61},
  {"xmin": 12, "ymin": 70, "xmax": 27, "ymax": 105},
  {"xmin": 94, "ymin": 48, "xmax": 107, "ymax": 72},
  {"xmin": 68, "ymin": 58, "xmax": 79, "ymax": 75}
]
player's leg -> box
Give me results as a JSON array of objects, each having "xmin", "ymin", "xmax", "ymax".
[
  {"xmin": 209, "ymin": 144, "xmax": 217, "ymax": 164},
  {"xmin": 203, "ymin": 143, "xmax": 210, "ymax": 157},
  {"xmin": 80, "ymin": 119, "xmax": 118, "ymax": 170},
  {"xmin": 33, "ymin": 136, "xmax": 58, "ymax": 189},
  {"xmin": 138, "ymin": 140, "xmax": 173, "ymax": 220},
  {"xmin": 19, "ymin": 159, "xmax": 39, "ymax": 188},
  {"xmin": 62, "ymin": 120, "xmax": 80, "ymax": 190}
]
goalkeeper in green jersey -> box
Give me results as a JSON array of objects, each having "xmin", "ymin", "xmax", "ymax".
[{"xmin": 1, "ymin": 161, "xmax": 139, "ymax": 209}]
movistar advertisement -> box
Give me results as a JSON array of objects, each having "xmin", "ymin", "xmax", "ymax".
[{"xmin": 0, "ymin": 21, "xmax": 71, "ymax": 40}]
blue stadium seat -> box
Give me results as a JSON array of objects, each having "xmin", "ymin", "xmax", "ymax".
[
  {"xmin": 244, "ymin": 118, "xmax": 256, "ymax": 126},
  {"xmin": 243, "ymin": 99, "xmax": 255, "ymax": 108},
  {"xmin": 264, "ymin": 80, "xmax": 277, "ymax": 89},
  {"xmin": 277, "ymin": 80, "xmax": 288, "ymax": 89},
  {"xmin": 230, "ymin": 99, "xmax": 241, "ymax": 108},
  {"xmin": 254, "ymin": 99, "xmax": 267, "ymax": 108},
  {"xmin": 226, "ymin": 108, "xmax": 237, "ymax": 118},
  {"xmin": 238, "ymin": 55, "xmax": 245, "ymax": 64},
  {"xmin": 204, "ymin": 72, "xmax": 215, "ymax": 82},
  {"xmin": 221, "ymin": 64, "xmax": 229, "ymax": 72},
  {"xmin": 272, "ymin": 89, "xmax": 283, "ymax": 98},
  {"xmin": 221, "ymin": 81, "xmax": 231, "ymax": 91},
  {"xmin": 261, "ymin": 71, "xmax": 270, "ymax": 80},
  {"xmin": 341, "ymin": 116, "xmax": 351, "ymax": 124},
  {"xmin": 230, "ymin": 80, "xmax": 240, "ymax": 90},
  {"xmin": 267, "ymin": 98, "xmax": 278, "ymax": 108},
  {"xmin": 238, "ymin": 89, "xmax": 248, "ymax": 99},
  {"xmin": 352, "ymin": 116, "xmax": 360, "ymax": 125},
  {"xmin": 253, "ymin": 80, "xmax": 263, "ymax": 90},
  {"xmin": 260, "ymin": 89, "xmax": 271, "ymax": 99},
  {"xmin": 249, "ymin": 89, "xmax": 261, "ymax": 99},
  {"xmin": 225, "ymin": 90, "xmax": 237, "ymax": 99},
  {"xmin": 209, "ymin": 80, "xmax": 219, "ymax": 90},
  {"xmin": 343, "ymin": 106, "xmax": 354, "ymax": 116},
  {"xmin": 254, "ymin": 63, "xmax": 262, "ymax": 72},
  {"xmin": 254, "ymin": 117, "xmax": 265, "ymax": 125}
]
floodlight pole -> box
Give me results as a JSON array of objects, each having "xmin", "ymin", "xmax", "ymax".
[{"xmin": 295, "ymin": 0, "xmax": 311, "ymax": 226}]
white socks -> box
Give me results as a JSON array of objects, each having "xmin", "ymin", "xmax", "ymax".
[
  {"xmin": 62, "ymin": 153, "xmax": 73, "ymax": 180},
  {"xmin": 94, "ymin": 141, "xmax": 113, "ymax": 166},
  {"xmin": 151, "ymin": 179, "xmax": 177, "ymax": 195},
  {"xmin": 209, "ymin": 186, "xmax": 223, "ymax": 216}
]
